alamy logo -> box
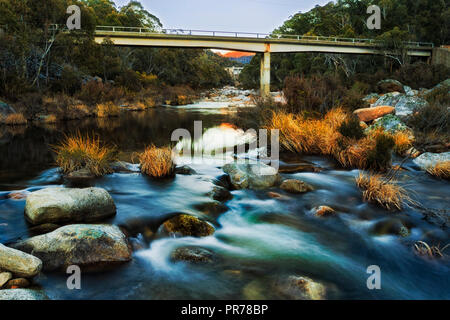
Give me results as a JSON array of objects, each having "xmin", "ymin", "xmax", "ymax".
[
  {"xmin": 66, "ymin": 265, "xmax": 81, "ymax": 290},
  {"xmin": 66, "ymin": 5, "xmax": 81, "ymax": 30},
  {"xmin": 366, "ymin": 265, "xmax": 381, "ymax": 290},
  {"xmin": 366, "ymin": 5, "xmax": 381, "ymax": 30}
]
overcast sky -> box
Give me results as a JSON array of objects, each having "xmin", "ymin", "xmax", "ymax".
[{"xmin": 114, "ymin": 0, "xmax": 332, "ymax": 34}]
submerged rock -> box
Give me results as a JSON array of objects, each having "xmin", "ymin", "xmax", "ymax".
[
  {"xmin": 280, "ymin": 179, "xmax": 313, "ymax": 194},
  {"xmin": 0, "ymin": 100, "xmax": 16, "ymax": 117},
  {"xmin": 274, "ymin": 275, "xmax": 326, "ymax": 300},
  {"xmin": 207, "ymin": 186, "xmax": 232, "ymax": 202},
  {"xmin": 159, "ymin": 214, "xmax": 215, "ymax": 237},
  {"xmin": 110, "ymin": 161, "xmax": 140, "ymax": 173},
  {"xmin": 194, "ymin": 201, "xmax": 228, "ymax": 217},
  {"xmin": 312, "ymin": 206, "xmax": 336, "ymax": 217},
  {"xmin": 175, "ymin": 165, "xmax": 197, "ymax": 175},
  {"xmin": 0, "ymin": 244, "xmax": 42, "ymax": 278},
  {"xmin": 222, "ymin": 161, "xmax": 280, "ymax": 189},
  {"xmin": 413, "ymin": 152, "xmax": 450, "ymax": 171},
  {"xmin": 0, "ymin": 289, "xmax": 48, "ymax": 300},
  {"xmin": 354, "ymin": 106, "xmax": 395, "ymax": 122},
  {"xmin": 12, "ymin": 224, "xmax": 132, "ymax": 272},
  {"xmin": 170, "ymin": 246, "xmax": 216, "ymax": 264},
  {"xmin": 7, "ymin": 190, "xmax": 30, "ymax": 200},
  {"xmin": 370, "ymin": 218, "xmax": 411, "ymax": 237},
  {"xmin": 25, "ymin": 187, "xmax": 116, "ymax": 225}
]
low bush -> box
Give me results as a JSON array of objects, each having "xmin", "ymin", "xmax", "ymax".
[
  {"xmin": 356, "ymin": 173, "xmax": 410, "ymax": 210},
  {"xmin": 138, "ymin": 145, "xmax": 175, "ymax": 178},
  {"xmin": 54, "ymin": 133, "xmax": 117, "ymax": 176}
]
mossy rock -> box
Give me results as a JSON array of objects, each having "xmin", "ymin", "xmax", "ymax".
[
  {"xmin": 170, "ymin": 246, "xmax": 216, "ymax": 264},
  {"xmin": 161, "ymin": 214, "xmax": 215, "ymax": 237}
]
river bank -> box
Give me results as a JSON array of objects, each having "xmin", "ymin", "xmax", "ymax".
[{"xmin": 0, "ymin": 84, "xmax": 449, "ymax": 300}]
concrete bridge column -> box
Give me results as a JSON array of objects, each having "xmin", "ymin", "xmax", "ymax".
[{"xmin": 260, "ymin": 51, "xmax": 270, "ymax": 98}]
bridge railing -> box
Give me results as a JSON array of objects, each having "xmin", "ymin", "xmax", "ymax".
[{"xmin": 51, "ymin": 25, "xmax": 435, "ymax": 48}]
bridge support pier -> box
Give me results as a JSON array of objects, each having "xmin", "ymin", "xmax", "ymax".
[{"xmin": 260, "ymin": 51, "xmax": 270, "ymax": 98}]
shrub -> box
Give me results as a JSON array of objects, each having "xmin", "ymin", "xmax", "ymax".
[
  {"xmin": 96, "ymin": 102, "xmax": 120, "ymax": 118},
  {"xmin": 356, "ymin": 173, "xmax": 410, "ymax": 210},
  {"xmin": 4, "ymin": 113, "xmax": 27, "ymax": 125},
  {"xmin": 54, "ymin": 133, "xmax": 117, "ymax": 176},
  {"xmin": 366, "ymin": 131, "xmax": 395, "ymax": 171},
  {"xmin": 138, "ymin": 145, "xmax": 175, "ymax": 178},
  {"xmin": 407, "ymin": 103, "xmax": 449, "ymax": 134},
  {"xmin": 426, "ymin": 161, "xmax": 450, "ymax": 180},
  {"xmin": 394, "ymin": 62, "xmax": 450, "ymax": 89},
  {"xmin": 338, "ymin": 116, "xmax": 365, "ymax": 139}
]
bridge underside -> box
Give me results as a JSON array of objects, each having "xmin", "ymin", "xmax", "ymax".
[{"xmin": 94, "ymin": 33, "xmax": 433, "ymax": 97}]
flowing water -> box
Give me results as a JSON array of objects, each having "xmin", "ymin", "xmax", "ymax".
[{"xmin": 0, "ymin": 92, "xmax": 449, "ymax": 300}]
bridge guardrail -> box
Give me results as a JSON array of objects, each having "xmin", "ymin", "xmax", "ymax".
[{"xmin": 49, "ymin": 25, "xmax": 434, "ymax": 48}]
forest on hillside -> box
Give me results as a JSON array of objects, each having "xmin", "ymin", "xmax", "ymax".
[
  {"xmin": 239, "ymin": 0, "xmax": 450, "ymax": 89},
  {"xmin": 0, "ymin": 0, "xmax": 233, "ymax": 107}
]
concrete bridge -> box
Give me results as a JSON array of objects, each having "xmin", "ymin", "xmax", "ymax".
[{"xmin": 92, "ymin": 26, "xmax": 434, "ymax": 97}]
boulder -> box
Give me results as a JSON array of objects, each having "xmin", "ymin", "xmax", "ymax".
[
  {"xmin": 175, "ymin": 165, "xmax": 197, "ymax": 175},
  {"xmin": 367, "ymin": 114, "xmax": 412, "ymax": 134},
  {"xmin": 274, "ymin": 275, "xmax": 326, "ymax": 300},
  {"xmin": 207, "ymin": 186, "xmax": 232, "ymax": 202},
  {"xmin": 0, "ymin": 289, "xmax": 48, "ymax": 300},
  {"xmin": 353, "ymin": 106, "xmax": 395, "ymax": 122},
  {"xmin": 280, "ymin": 179, "xmax": 313, "ymax": 194},
  {"xmin": 372, "ymin": 92, "xmax": 402, "ymax": 108},
  {"xmin": 413, "ymin": 152, "xmax": 450, "ymax": 171},
  {"xmin": 4, "ymin": 277, "xmax": 30, "ymax": 289},
  {"xmin": 370, "ymin": 218, "xmax": 411, "ymax": 237},
  {"xmin": 170, "ymin": 246, "xmax": 216, "ymax": 264},
  {"xmin": 65, "ymin": 168, "xmax": 95, "ymax": 180},
  {"xmin": 393, "ymin": 95, "xmax": 429, "ymax": 116},
  {"xmin": 423, "ymin": 79, "xmax": 450, "ymax": 98},
  {"xmin": 312, "ymin": 206, "xmax": 336, "ymax": 217},
  {"xmin": 222, "ymin": 161, "xmax": 281, "ymax": 189},
  {"xmin": 159, "ymin": 214, "xmax": 214, "ymax": 237},
  {"xmin": 24, "ymin": 187, "xmax": 116, "ymax": 225},
  {"xmin": 0, "ymin": 272, "xmax": 12, "ymax": 288},
  {"xmin": 363, "ymin": 93, "xmax": 381, "ymax": 104},
  {"xmin": 0, "ymin": 244, "xmax": 42, "ymax": 278},
  {"xmin": 377, "ymin": 79, "xmax": 405, "ymax": 93},
  {"xmin": 12, "ymin": 224, "xmax": 132, "ymax": 272}
]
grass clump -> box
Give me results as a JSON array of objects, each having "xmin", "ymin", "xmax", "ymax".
[
  {"xmin": 138, "ymin": 145, "xmax": 175, "ymax": 178},
  {"xmin": 54, "ymin": 133, "xmax": 117, "ymax": 176},
  {"xmin": 4, "ymin": 113, "xmax": 27, "ymax": 125},
  {"xmin": 266, "ymin": 107, "xmax": 396, "ymax": 171},
  {"xmin": 426, "ymin": 161, "xmax": 450, "ymax": 180},
  {"xmin": 356, "ymin": 173, "xmax": 410, "ymax": 210},
  {"xmin": 96, "ymin": 102, "xmax": 120, "ymax": 118}
]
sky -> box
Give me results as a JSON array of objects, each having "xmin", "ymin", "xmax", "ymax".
[{"xmin": 114, "ymin": 0, "xmax": 331, "ymax": 34}]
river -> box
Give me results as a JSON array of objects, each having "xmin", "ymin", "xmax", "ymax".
[{"xmin": 0, "ymin": 87, "xmax": 449, "ymax": 299}]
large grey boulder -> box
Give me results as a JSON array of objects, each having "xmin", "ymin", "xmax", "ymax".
[
  {"xmin": 12, "ymin": 224, "xmax": 132, "ymax": 272},
  {"xmin": 25, "ymin": 187, "xmax": 116, "ymax": 225},
  {"xmin": 222, "ymin": 161, "xmax": 280, "ymax": 189},
  {"xmin": 0, "ymin": 289, "xmax": 48, "ymax": 300},
  {"xmin": 413, "ymin": 152, "xmax": 450, "ymax": 171},
  {"xmin": 0, "ymin": 244, "xmax": 42, "ymax": 278},
  {"xmin": 372, "ymin": 92, "xmax": 428, "ymax": 116}
]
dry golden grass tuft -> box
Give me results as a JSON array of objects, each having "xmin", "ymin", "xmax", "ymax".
[
  {"xmin": 391, "ymin": 131, "xmax": 414, "ymax": 155},
  {"xmin": 426, "ymin": 161, "xmax": 450, "ymax": 179},
  {"xmin": 4, "ymin": 113, "xmax": 27, "ymax": 125},
  {"xmin": 96, "ymin": 102, "xmax": 120, "ymax": 118},
  {"xmin": 138, "ymin": 145, "xmax": 175, "ymax": 178},
  {"xmin": 266, "ymin": 108, "xmax": 395, "ymax": 171},
  {"xmin": 356, "ymin": 173, "xmax": 410, "ymax": 210},
  {"xmin": 54, "ymin": 133, "xmax": 117, "ymax": 176},
  {"xmin": 414, "ymin": 241, "xmax": 449, "ymax": 259}
]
